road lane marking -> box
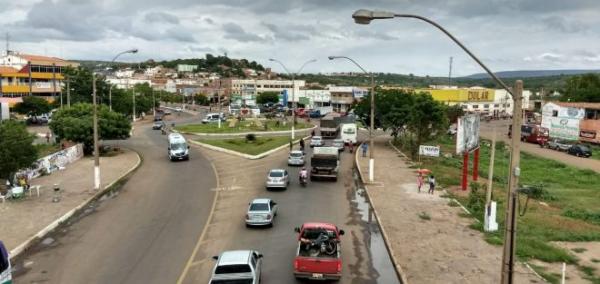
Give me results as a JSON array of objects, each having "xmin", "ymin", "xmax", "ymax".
[{"xmin": 176, "ymin": 158, "xmax": 220, "ymax": 284}]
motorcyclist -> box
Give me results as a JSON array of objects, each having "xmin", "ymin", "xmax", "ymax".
[{"xmin": 299, "ymin": 167, "xmax": 308, "ymax": 183}]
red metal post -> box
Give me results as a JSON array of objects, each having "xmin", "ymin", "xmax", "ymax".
[
  {"xmin": 462, "ymin": 152, "xmax": 469, "ymax": 191},
  {"xmin": 473, "ymin": 148, "xmax": 480, "ymax": 181}
]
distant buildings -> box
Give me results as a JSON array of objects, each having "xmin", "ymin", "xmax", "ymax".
[
  {"xmin": 177, "ymin": 64, "xmax": 197, "ymax": 73},
  {"xmin": 542, "ymin": 102, "xmax": 600, "ymax": 143},
  {"xmin": 0, "ymin": 51, "xmax": 79, "ymax": 106}
]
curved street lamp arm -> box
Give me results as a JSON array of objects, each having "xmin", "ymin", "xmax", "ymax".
[
  {"xmin": 269, "ymin": 58, "xmax": 292, "ymax": 77},
  {"xmin": 394, "ymin": 14, "xmax": 513, "ymax": 96},
  {"xmin": 296, "ymin": 59, "xmax": 317, "ymax": 75},
  {"xmin": 332, "ymin": 56, "xmax": 369, "ymax": 75}
]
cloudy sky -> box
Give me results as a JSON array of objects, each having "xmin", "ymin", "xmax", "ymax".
[{"xmin": 2, "ymin": 0, "xmax": 600, "ymax": 76}]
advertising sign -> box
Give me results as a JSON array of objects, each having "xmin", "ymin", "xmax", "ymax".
[
  {"xmin": 419, "ymin": 145, "xmax": 440, "ymax": 157},
  {"xmin": 456, "ymin": 114, "xmax": 480, "ymax": 154},
  {"xmin": 580, "ymin": 130, "xmax": 597, "ymax": 140},
  {"xmin": 281, "ymin": 90, "xmax": 288, "ymax": 106},
  {"xmin": 542, "ymin": 116, "xmax": 580, "ymax": 140},
  {"xmin": 0, "ymin": 103, "xmax": 8, "ymax": 121}
]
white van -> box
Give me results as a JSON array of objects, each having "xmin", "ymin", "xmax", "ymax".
[
  {"xmin": 202, "ymin": 113, "xmax": 225, "ymax": 124},
  {"xmin": 168, "ymin": 133, "xmax": 189, "ymax": 161},
  {"xmin": 340, "ymin": 123, "xmax": 357, "ymax": 145},
  {"xmin": 0, "ymin": 241, "xmax": 11, "ymax": 284}
]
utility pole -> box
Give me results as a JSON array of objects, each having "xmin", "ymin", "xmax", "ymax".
[
  {"xmin": 448, "ymin": 56, "xmax": 453, "ymax": 86},
  {"xmin": 368, "ymin": 72, "xmax": 375, "ymax": 182},
  {"xmin": 501, "ymin": 80, "xmax": 523, "ymax": 284},
  {"xmin": 66, "ymin": 79, "xmax": 71, "ymax": 107},
  {"xmin": 92, "ymin": 74, "xmax": 101, "ymax": 191},
  {"xmin": 132, "ymin": 91, "xmax": 136, "ymax": 122},
  {"xmin": 217, "ymin": 80, "xmax": 222, "ymax": 129},
  {"xmin": 152, "ymin": 89, "xmax": 156, "ymax": 117},
  {"xmin": 484, "ymin": 128, "xmax": 498, "ymax": 232}
]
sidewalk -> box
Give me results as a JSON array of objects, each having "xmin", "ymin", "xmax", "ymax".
[
  {"xmin": 356, "ymin": 137, "xmax": 541, "ymax": 284},
  {"xmin": 0, "ymin": 149, "xmax": 140, "ymax": 254}
]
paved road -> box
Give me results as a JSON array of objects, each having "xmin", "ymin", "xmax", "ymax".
[
  {"xmin": 14, "ymin": 113, "xmax": 217, "ymax": 284},
  {"xmin": 480, "ymin": 120, "xmax": 600, "ymax": 173},
  {"xmin": 178, "ymin": 139, "xmax": 399, "ymax": 283}
]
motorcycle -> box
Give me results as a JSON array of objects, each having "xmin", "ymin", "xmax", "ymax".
[{"xmin": 299, "ymin": 174, "xmax": 308, "ymax": 187}]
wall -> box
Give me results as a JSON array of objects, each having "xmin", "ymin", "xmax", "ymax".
[{"xmin": 16, "ymin": 144, "xmax": 84, "ymax": 181}]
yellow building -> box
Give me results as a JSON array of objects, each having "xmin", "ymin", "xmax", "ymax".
[
  {"xmin": 414, "ymin": 88, "xmax": 495, "ymax": 103},
  {"xmin": 0, "ymin": 52, "xmax": 79, "ymax": 106}
]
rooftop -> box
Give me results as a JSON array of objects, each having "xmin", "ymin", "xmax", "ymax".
[
  {"xmin": 555, "ymin": 102, "xmax": 600, "ymax": 110},
  {"xmin": 217, "ymin": 250, "xmax": 252, "ymax": 266}
]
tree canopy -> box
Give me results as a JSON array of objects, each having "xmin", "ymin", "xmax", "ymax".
[
  {"xmin": 49, "ymin": 103, "xmax": 131, "ymax": 153},
  {"xmin": 0, "ymin": 121, "xmax": 38, "ymax": 180},
  {"xmin": 256, "ymin": 91, "xmax": 280, "ymax": 105},
  {"xmin": 561, "ymin": 73, "xmax": 600, "ymax": 102},
  {"xmin": 13, "ymin": 96, "xmax": 52, "ymax": 116}
]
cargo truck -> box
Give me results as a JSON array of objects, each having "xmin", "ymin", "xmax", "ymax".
[{"xmin": 310, "ymin": 146, "xmax": 339, "ymax": 181}]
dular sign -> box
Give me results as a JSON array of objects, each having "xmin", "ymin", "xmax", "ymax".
[
  {"xmin": 456, "ymin": 114, "xmax": 480, "ymax": 154},
  {"xmin": 419, "ymin": 145, "xmax": 440, "ymax": 157}
]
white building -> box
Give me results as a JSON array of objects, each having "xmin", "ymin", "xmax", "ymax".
[
  {"xmin": 229, "ymin": 79, "xmax": 305, "ymax": 96},
  {"xmin": 177, "ymin": 64, "xmax": 197, "ymax": 73},
  {"xmin": 493, "ymin": 89, "xmax": 532, "ymax": 115},
  {"xmin": 106, "ymin": 78, "xmax": 152, "ymax": 89},
  {"xmin": 144, "ymin": 66, "xmax": 163, "ymax": 77},
  {"xmin": 115, "ymin": 69, "xmax": 135, "ymax": 78}
]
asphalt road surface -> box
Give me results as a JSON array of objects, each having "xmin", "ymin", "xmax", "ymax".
[
  {"xmin": 14, "ymin": 113, "xmax": 217, "ymax": 284},
  {"xmin": 178, "ymin": 138, "xmax": 399, "ymax": 283}
]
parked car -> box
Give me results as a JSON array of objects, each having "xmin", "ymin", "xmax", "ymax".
[
  {"xmin": 163, "ymin": 110, "xmax": 172, "ymax": 115},
  {"xmin": 246, "ymin": 198, "xmax": 278, "ymax": 227},
  {"xmin": 309, "ymin": 110, "xmax": 323, "ymax": 118},
  {"xmin": 152, "ymin": 120, "xmax": 165, "ymax": 130},
  {"xmin": 266, "ymin": 169, "xmax": 289, "ymax": 190},
  {"xmin": 288, "ymin": 150, "xmax": 305, "ymax": 166},
  {"xmin": 310, "ymin": 136, "xmax": 323, "ymax": 148},
  {"xmin": 568, "ymin": 144, "xmax": 592, "ymax": 158},
  {"xmin": 210, "ymin": 250, "xmax": 263, "ymax": 284},
  {"xmin": 331, "ymin": 139, "xmax": 345, "ymax": 152},
  {"xmin": 546, "ymin": 138, "xmax": 573, "ymax": 151}
]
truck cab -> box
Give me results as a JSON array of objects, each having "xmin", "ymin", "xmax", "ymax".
[
  {"xmin": 310, "ymin": 147, "xmax": 339, "ymax": 181},
  {"xmin": 293, "ymin": 222, "xmax": 344, "ymax": 281},
  {"xmin": 167, "ymin": 133, "xmax": 189, "ymax": 161}
]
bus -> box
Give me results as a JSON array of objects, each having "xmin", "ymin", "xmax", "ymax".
[
  {"xmin": 340, "ymin": 123, "xmax": 357, "ymax": 145},
  {"xmin": 0, "ymin": 241, "xmax": 11, "ymax": 284}
]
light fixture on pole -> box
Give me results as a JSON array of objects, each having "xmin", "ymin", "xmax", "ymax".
[
  {"xmin": 352, "ymin": 9, "xmax": 520, "ymax": 283},
  {"xmin": 268, "ymin": 58, "xmax": 317, "ymax": 140},
  {"xmin": 109, "ymin": 48, "xmax": 138, "ymax": 111},
  {"xmin": 92, "ymin": 73, "xmax": 100, "ymax": 191},
  {"xmin": 328, "ymin": 55, "xmax": 375, "ymax": 182}
]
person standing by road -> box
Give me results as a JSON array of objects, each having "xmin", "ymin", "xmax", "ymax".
[
  {"xmin": 361, "ymin": 143, "xmax": 368, "ymax": 157},
  {"xmin": 428, "ymin": 175, "xmax": 436, "ymax": 195},
  {"xmin": 417, "ymin": 173, "xmax": 424, "ymax": 193}
]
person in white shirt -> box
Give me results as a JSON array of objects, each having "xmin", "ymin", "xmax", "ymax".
[{"xmin": 428, "ymin": 175, "xmax": 436, "ymax": 195}]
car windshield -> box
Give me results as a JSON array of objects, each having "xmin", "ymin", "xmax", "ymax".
[
  {"xmin": 210, "ymin": 279, "xmax": 253, "ymax": 284},
  {"xmin": 249, "ymin": 203, "xmax": 269, "ymax": 211},
  {"xmin": 171, "ymin": 143, "xmax": 186, "ymax": 151},
  {"xmin": 269, "ymin": 171, "xmax": 284, "ymax": 177},
  {"xmin": 579, "ymin": 145, "xmax": 590, "ymax": 151},
  {"xmin": 290, "ymin": 152, "xmax": 303, "ymax": 157},
  {"xmin": 301, "ymin": 228, "xmax": 336, "ymax": 239},
  {"xmin": 215, "ymin": 264, "xmax": 252, "ymax": 274},
  {"xmin": 312, "ymin": 137, "xmax": 321, "ymax": 141}
]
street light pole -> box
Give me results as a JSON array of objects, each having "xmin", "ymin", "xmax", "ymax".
[
  {"xmin": 109, "ymin": 48, "xmax": 138, "ymax": 111},
  {"xmin": 92, "ymin": 73, "xmax": 100, "ymax": 191},
  {"xmin": 352, "ymin": 9, "xmax": 521, "ymax": 282},
  {"xmin": 328, "ymin": 55, "xmax": 375, "ymax": 182},
  {"xmin": 269, "ymin": 58, "xmax": 317, "ymax": 140},
  {"xmin": 66, "ymin": 79, "xmax": 71, "ymax": 107},
  {"xmin": 109, "ymin": 85, "xmax": 113, "ymax": 111}
]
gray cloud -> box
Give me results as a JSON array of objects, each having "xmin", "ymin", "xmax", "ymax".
[
  {"xmin": 262, "ymin": 22, "xmax": 310, "ymax": 41},
  {"xmin": 222, "ymin": 23, "xmax": 264, "ymax": 42},
  {"xmin": 144, "ymin": 12, "xmax": 179, "ymax": 24},
  {"xmin": 542, "ymin": 16, "xmax": 587, "ymax": 33}
]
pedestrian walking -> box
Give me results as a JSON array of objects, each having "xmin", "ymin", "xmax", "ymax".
[
  {"xmin": 289, "ymin": 140, "xmax": 293, "ymax": 151},
  {"xmin": 299, "ymin": 138, "xmax": 305, "ymax": 151},
  {"xmin": 45, "ymin": 132, "xmax": 50, "ymax": 143},
  {"xmin": 311, "ymin": 129, "xmax": 315, "ymax": 137},
  {"xmin": 428, "ymin": 175, "xmax": 436, "ymax": 195},
  {"xmin": 417, "ymin": 173, "xmax": 424, "ymax": 193},
  {"xmin": 361, "ymin": 143, "xmax": 368, "ymax": 157}
]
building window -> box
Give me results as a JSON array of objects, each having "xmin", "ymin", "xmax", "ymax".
[
  {"xmin": 552, "ymin": 110, "xmax": 558, "ymax": 117},
  {"xmin": 494, "ymin": 104, "xmax": 499, "ymax": 108},
  {"xmin": 472, "ymin": 105, "xmax": 479, "ymax": 109},
  {"xmin": 483, "ymin": 104, "xmax": 489, "ymax": 109}
]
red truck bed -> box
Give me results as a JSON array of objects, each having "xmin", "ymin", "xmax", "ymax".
[{"xmin": 293, "ymin": 222, "xmax": 344, "ymax": 281}]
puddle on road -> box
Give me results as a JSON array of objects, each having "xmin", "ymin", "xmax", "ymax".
[{"xmin": 352, "ymin": 170, "xmax": 402, "ymax": 284}]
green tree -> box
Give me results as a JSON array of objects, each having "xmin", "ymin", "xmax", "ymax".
[
  {"xmin": 405, "ymin": 92, "xmax": 448, "ymax": 158},
  {"xmin": 257, "ymin": 91, "xmax": 280, "ymax": 105},
  {"xmin": 445, "ymin": 104, "xmax": 465, "ymax": 124},
  {"xmin": 62, "ymin": 67, "xmax": 111, "ymax": 105},
  {"xmin": 561, "ymin": 73, "xmax": 600, "ymax": 102},
  {"xmin": 49, "ymin": 103, "xmax": 131, "ymax": 153},
  {"xmin": 13, "ymin": 96, "xmax": 52, "ymax": 116},
  {"xmin": 0, "ymin": 121, "xmax": 38, "ymax": 180},
  {"xmin": 193, "ymin": 93, "xmax": 209, "ymax": 105}
]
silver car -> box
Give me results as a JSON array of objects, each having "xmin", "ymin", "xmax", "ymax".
[
  {"xmin": 210, "ymin": 250, "xmax": 263, "ymax": 284},
  {"xmin": 265, "ymin": 169, "xmax": 289, "ymax": 190},
  {"xmin": 332, "ymin": 139, "xmax": 345, "ymax": 152},
  {"xmin": 246, "ymin": 198, "xmax": 278, "ymax": 227},
  {"xmin": 310, "ymin": 136, "xmax": 323, "ymax": 148},
  {"xmin": 287, "ymin": 150, "xmax": 305, "ymax": 166}
]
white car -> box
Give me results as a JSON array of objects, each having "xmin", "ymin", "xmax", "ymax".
[
  {"xmin": 245, "ymin": 198, "xmax": 278, "ymax": 227},
  {"xmin": 287, "ymin": 150, "xmax": 305, "ymax": 166},
  {"xmin": 174, "ymin": 107, "xmax": 183, "ymax": 112},
  {"xmin": 310, "ymin": 136, "xmax": 323, "ymax": 148},
  {"xmin": 210, "ymin": 250, "xmax": 262, "ymax": 284},
  {"xmin": 331, "ymin": 139, "xmax": 345, "ymax": 152},
  {"xmin": 265, "ymin": 169, "xmax": 289, "ymax": 190}
]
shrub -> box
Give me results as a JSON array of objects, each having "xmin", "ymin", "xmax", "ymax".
[{"xmin": 245, "ymin": 133, "xmax": 256, "ymax": 142}]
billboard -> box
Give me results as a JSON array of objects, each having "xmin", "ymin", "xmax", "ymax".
[
  {"xmin": 542, "ymin": 116, "xmax": 580, "ymax": 140},
  {"xmin": 419, "ymin": 145, "xmax": 440, "ymax": 157},
  {"xmin": 0, "ymin": 103, "xmax": 8, "ymax": 121},
  {"xmin": 456, "ymin": 114, "xmax": 480, "ymax": 154},
  {"xmin": 416, "ymin": 88, "xmax": 495, "ymax": 102}
]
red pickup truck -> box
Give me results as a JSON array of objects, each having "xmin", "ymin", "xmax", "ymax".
[{"xmin": 293, "ymin": 222, "xmax": 345, "ymax": 281}]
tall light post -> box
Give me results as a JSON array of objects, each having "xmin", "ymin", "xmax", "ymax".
[
  {"xmin": 328, "ymin": 56, "xmax": 375, "ymax": 182},
  {"xmin": 352, "ymin": 9, "xmax": 520, "ymax": 284},
  {"xmin": 108, "ymin": 48, "xmax": 138, "ymax": 111},
  {"xmin": 269, "ymin": 58, "xmax": 317, "ymax": 140},
  {"xmin": 92, "ymin": 73, "xmax": 100, "ymax": 191}
]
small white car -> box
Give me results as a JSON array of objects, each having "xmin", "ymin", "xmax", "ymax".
[
  {"xmin": 210, "ymin": 250, "xmax": 262, "ymax": 284},
  {"xmin": 332, "ymin": 139, "xmax": 345, "ymax": 152},
  {"xmin": 246, "ymin": 198, "xmax": 278, "ymax": 227},
  {"xmin": 288, "ymin": 150, "xmax": 305, "ymax": 166},
  {"xmin": 174, "ymin": 107, "xmax": 183, "ymax": 112},
  {"xmin": 265, "ymin": 169, "xmax": 289, "ymax": 190},
  {"xmin": 310, "ymin": 136, "xmax": 323, "ymax": 148}
]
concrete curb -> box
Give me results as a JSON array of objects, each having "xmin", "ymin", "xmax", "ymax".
[
  {"xmin": 354, "ymin": 142, "xmax": 409, "ymax": 284},
  {"xmin": 189, "ymin": 136, "xmax": 309, "ymax": 160},
  {"xmin": 9, "ymin": 150, "xmax": 143, "ymax": 260},
  {"xmin": 181, "ymin": 125, "xmax": 317, "ymax": 137}
]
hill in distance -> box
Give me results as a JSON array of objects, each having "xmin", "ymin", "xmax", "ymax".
[{"xmin": 464, "ymin": 69, "xmax": 600, "ymax": 79}]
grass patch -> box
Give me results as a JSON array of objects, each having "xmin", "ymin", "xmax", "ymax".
[
  {"xmin": 447, "ymin": 200, "xmax": 460, "ymax": 207},
  {"xmin": 392, "ymin": 134, "xmax": 600, "ymax": 275},
  {"xmin": 34, "ymin": 143, "xmax": 61, "ymax": 158},
  {"xmin": 176, "ymin": 119, "xmax": 311, "ymax": 134},
  {"xmin": 529, "ymin": 264, "xmax": 561, "ymax": 284},
  {"xmin": 572, "ymin": 247, "xmax": 587, "ymax": 253},
  {"xmin": 197, "ymin": 136, "xmax": 291, "ymax": 156},
  {"xmin": 418, "ymin": 212, "xmax": 431, "ymax": 221}
]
